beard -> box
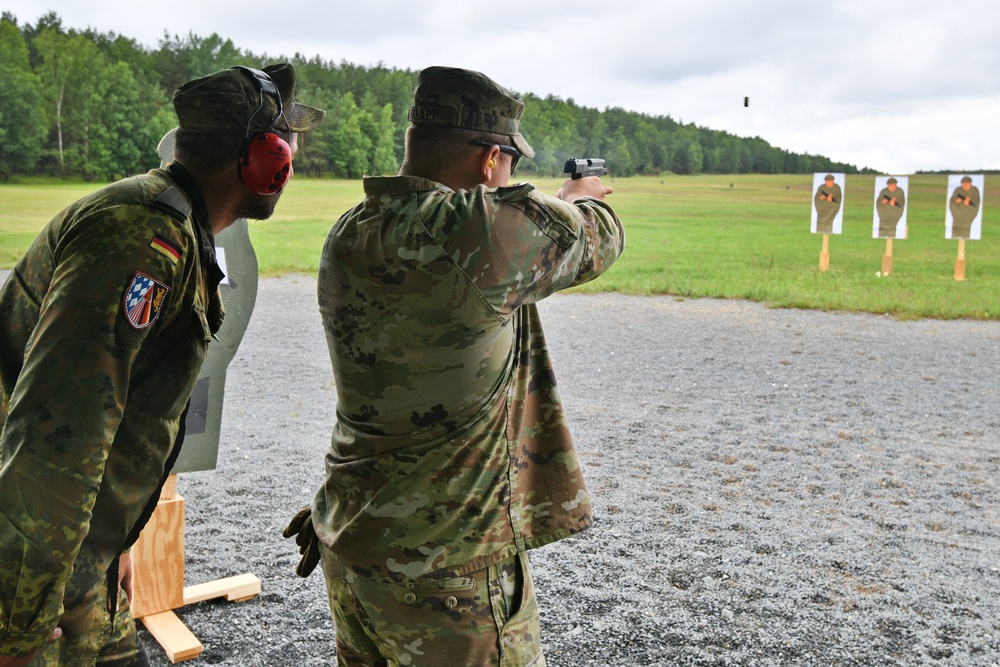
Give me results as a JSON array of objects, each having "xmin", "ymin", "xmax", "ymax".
[{"xmin": 234, "ymin": 189, "xmax": 282, "ymax": 221}]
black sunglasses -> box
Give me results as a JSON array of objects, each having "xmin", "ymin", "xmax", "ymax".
[{"xmin": 471, "ymin": 139, "xmax": 521, "ymax": 175}]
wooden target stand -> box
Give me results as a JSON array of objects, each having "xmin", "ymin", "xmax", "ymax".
[
  {"xmin": 954, "ymin": 238, "xmax": 967, "ymax": 281},
  {"xmin": 881, "ymin": 238, "xmax": 894, "ymax": 276},
  {"xmin": 131, "ymin": 474, "xmax": 261, "ymax": 663},
  {"xmin": 818, "ymin": 234, "xmax": 830, "ymax": 271},
  {"xmin": 876, "ymin": 234, "xmax": 967, "ymax": 281}
]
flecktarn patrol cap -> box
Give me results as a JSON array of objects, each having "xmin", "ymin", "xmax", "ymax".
[
  {"xmin": 173, "ymin": 63, "xmax": 325, "ymax": 134},
  {"xmin": 408, "ymin": 66, "xmax": 535, "ymax": 158}
]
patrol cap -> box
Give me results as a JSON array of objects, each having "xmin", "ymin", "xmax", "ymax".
[
  {"xmin": 408, "ymin": 66, "xmax": 535, "ymax": 158},
  {"xmin": 887, "ymin": 177, "xmax": 897, "ymax": 184},
  {"xmin": 961, "ymin": 175, "xmax": 973, "ymax": 183},
  {"xmin": 824, "ymin": 174, "xmax": 835, "ymax": 181},
  {"xmin": 173, "ymin": 63, "xmax": 325, "ymax": 134}
]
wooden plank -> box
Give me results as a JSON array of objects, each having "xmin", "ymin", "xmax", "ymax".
[
  {"xmin": 184, "ymin": 573, "xmax": 261, "ymax": 605},
  {"xmin": 131, "ymin": 495, "xmax": 185, "ymax": 618},
  {"xmin": 881, "ymin": 238, "xmax": 893, "ymax": 276},
  {"xmin": 139, "ymin": 611, "xmax": 203, "ymax": 663},
  {"xmin": 160, "ymin": 474, "xmax": 178, "ymax": 500}
]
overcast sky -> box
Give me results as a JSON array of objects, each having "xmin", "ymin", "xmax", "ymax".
[{"xmin": 9, "ymin": 0, "xmax": 1000, "ymax": 174}]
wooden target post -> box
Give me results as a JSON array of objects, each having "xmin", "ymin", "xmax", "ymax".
[
  {"xmin": 881, "ymin": 238, "xmax": 893, "ymax": 276},
  {"xmin": 954, "ymin": 239, "xmax": 966, "ymax": 281},
  {"xmin": 131, "ymin": 475, "xmax": 261, "ymax": 663},
  {"xmin": 819, "ymin": 234, "xmax": 830, "ymax": 271}
]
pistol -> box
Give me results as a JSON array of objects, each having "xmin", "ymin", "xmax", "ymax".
[{"xmin": 563, "ymin": 157, "xmax": 608, "ymax": 180}]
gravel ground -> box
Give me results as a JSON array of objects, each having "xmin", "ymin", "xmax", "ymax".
[{"xmin": 135, "ymin": 275, "xmax": 999, "ymax": 667}]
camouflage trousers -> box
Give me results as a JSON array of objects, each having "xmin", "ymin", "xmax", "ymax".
[
  {"xmin": 27, "ymin": 570, "xmax": 148, "ymax": 667},
  {"xmin": 320, "ymin": 545, "xmax": 545, "ymax": 667}
]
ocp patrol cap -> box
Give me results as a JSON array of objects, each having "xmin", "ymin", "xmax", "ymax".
[
  {"xmin": 408, "ymin": 66, "xmax": 535, "ymax": 158},
  {"xmin": 173, "ymin": 63, "xmax": 325, "ymax": 134}
]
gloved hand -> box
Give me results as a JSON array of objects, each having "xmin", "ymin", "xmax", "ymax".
[{"xmin": 282, "ymin": 505, "xmax": 321, "ymax": 578}]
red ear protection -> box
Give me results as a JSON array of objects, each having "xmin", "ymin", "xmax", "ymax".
[
  {"xmin": 234, "ymin": 66, "xmax": 291, "ymax": 195},
  {"xmin": 240, "ymin": 132, "xmax": 292, "ymax": 194}
]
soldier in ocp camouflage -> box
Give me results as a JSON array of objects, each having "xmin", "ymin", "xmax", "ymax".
[
  {"xmin": 286, "ymin": 66, "xmax": 624, "ymax": 667},
  {"xmin": 0, "ymin": 63, "xmax": 323, "ymax": 667}
]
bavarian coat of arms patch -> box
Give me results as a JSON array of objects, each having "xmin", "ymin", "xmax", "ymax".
[{"xmin": 124, "ymin": 272, "xmax": 170, "ymax": 330}]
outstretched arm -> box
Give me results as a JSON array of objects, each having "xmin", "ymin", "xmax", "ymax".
[{"xmin": 555, "ymin": 176, "xmax": 614, "ymax": 202}]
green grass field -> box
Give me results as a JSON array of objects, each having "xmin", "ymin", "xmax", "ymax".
[{"xmin": 2, "ymin": 174, "xmax": 997, "ymax": 320}]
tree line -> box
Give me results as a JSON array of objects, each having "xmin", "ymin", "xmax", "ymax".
[{"xmin": 0, "ymin": 12, "xmax": 871, "ymax": 182}]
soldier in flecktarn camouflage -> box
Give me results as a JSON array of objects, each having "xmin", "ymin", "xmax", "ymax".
[
  {"xmin": 283, "ymin": 66, "xmax": 625, "ymax": 666},
  {"xmin": 0, "ymin": 64, "xmax": 323, "ymax": 667}
]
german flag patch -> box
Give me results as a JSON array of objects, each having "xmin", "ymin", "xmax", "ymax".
[
  {"xmin": 151, "ymin": 234, "xmax": 182, "ymax": 264},
  {"xmin": 124, "ymin": 272, "xmax": 170, "ymax": 330}
]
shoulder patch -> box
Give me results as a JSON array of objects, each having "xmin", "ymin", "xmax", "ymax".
[
  {"xmin": 124, "ymin": 272, "xmax": 170, "ymax": 330},
  {"xmin": 151, "ymin": 234, "xmax": 182, "ymax": 264},
  {"xmin": 152, "ymin": 187, "xmax": 193, "ymax": 221}
]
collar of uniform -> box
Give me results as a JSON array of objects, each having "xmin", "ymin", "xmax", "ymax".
[
  {"xmin": 362, "ymin": 175, "xmax": 454, "ymax": 197},
  {"xmin": 165, "ymin": 162, "xmax": 225, "ymax": 294}
]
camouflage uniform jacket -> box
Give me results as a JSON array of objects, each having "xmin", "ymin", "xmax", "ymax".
[
  {"xmin": 0, "ymin": 163, "xmax": 223, "ymax": 658},
  {"xmin": 313, "ymin": 175, "xmax": 625, "ymax": 582}
]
